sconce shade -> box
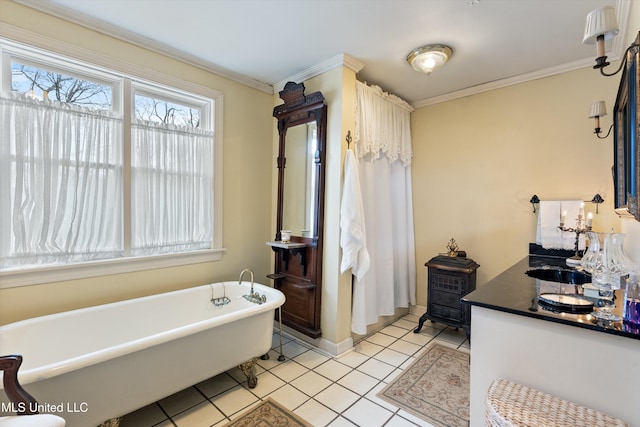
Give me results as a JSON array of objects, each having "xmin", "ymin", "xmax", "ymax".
[
  {"xmin": 583, "ymin": 6, "xmax": 619, "ymax": 45},
  {"xmin": 589, "ymin": 100, "xmax": 607, "ymax": 118},
  {"xmin": 407, "ymin": 45, "xmax": 453, "ymax": 74}
]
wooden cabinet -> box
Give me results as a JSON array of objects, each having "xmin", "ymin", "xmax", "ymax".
[
  {"xmin": 414, "ymin": 255, "xmax": 479, "ymax": 339},
  {"xmin": 269, "ymin": 82, "xmax": 326, "ymax": 339}
]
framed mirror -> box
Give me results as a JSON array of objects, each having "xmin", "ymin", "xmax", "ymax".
[
  {"xmin": 614, "ymin": 45, "xmax": 639, "ymax": 220},
  {"xmin": 274, "ymin": 81, "xmax": 327, "ymax": 245},
  {"xmin": 282, "ymin": 121, "xmax": 318, "ymax": 238}
]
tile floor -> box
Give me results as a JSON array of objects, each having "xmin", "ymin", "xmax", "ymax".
[{"xmin": 119, "ymin": 313, "xmax": 470, "ymax": 427}]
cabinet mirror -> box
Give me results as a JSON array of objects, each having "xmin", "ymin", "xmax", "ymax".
[{"xmin": 282, "ymin": 121, "xmax": 318, "ymax": 238}]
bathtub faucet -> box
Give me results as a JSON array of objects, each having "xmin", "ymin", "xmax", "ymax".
[
  {"xmin": 239, "ymin": 268, "xmax": 254, "ymax": 294},
  {"xmin": 239, "ymin": 268, "xmax": 266, "ymax": 304}
]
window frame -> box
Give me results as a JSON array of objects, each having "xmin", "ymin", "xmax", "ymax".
[{"xmin": 0, "ymin": 38, "xmax": 224, "ymax": 289}]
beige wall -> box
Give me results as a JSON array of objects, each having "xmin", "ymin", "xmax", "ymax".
[
  {"xmin": 272, "ymin": 67, "xmax": 357, "ymax": 352},
  {"xmin": 0, "ymin": 0, "xmax": 275, "ymax": 324},
  {"xmin": 411, "ymin": 6, "xmax": 640, "ymax": 306},
  {"xmin": 411, "ymin": 65, "xmax": 621, "ymax": 305}
]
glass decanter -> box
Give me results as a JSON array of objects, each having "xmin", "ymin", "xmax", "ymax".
[
  {"xmin": 581, "ymin": 231, "xmax": 606, "ymax": 273},
  {"xmin": 592, "ymin": 233, "xmax": 634, "ymax": 321}
]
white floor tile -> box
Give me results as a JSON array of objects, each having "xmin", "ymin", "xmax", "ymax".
[
  {"xmin": 269, "ymin": 359, "xmax": 309, "ymax": 382},
  {"xmin": 436, "ymin": 327, "xmax": 467, "ymax": 346},
  {"xmin": 210, "ymin": 384, "xmax": 259, "ymax": 417},
  {"xmin": 388, "ymin": 339, "xmax": 422, "ymax": 356},
  {"xmin": 266, "ymin": 384, "xmax": 310, "ymax": 411},
  {"xmin": 365, "ymin": 332, "xmax": 397, "ymax": 347},
  {"xmin": 251, "ymin": 371, "xmax": 286, "ymax": 397},
  {"xmin": 401, "ymin": 331, "xmax": 436, "ymax": 346},
  {"xmin": 338, "ymin": 370, "xmax": 379, "ymax": 395},
  {"xmin": 327, "ymin": 415, "xmax": 358, "ymax": 426},
  {"xmin": 294, "ymin": 348, "xmax": 330, "ymax": 369},
  {"xmin": 152, "ymin": 420, "xmax": 175, "ymax": 427},
  {"xmin": 281, "ymin": 340, "xmax": 312, "ymax": 358},
  {"xmin": 403, "ymin": 313, "xmax": 421, "ymax": 322},
  {"xmin": 373, "ymin": 348, "xmax": 409, "ymax": 367},
  {"xmin": 398, "ymin": 409, "xmax": 438, "ymax": 426},
  {"xmin": 342, "ymin": 398, "xmax": 393, "ymax": 427},
  {"xmin": 393, "ymin": 318, "xmax": 419, "ymax": 330},
  {"xmin": 314, "ymin": 359, "xmax": 354, "ymax": 381},
  {"xmin": 357, "ymin": 358, "xmax": 395, "ymax": 380},
  {"xmin": 315, "ymin": 383, "xmax": 360, "ymax": 413},
  {"xmin": 295, "ymin": 399, "xmax": 338, "ymax": 427},
  {"xmin": 172, "ymin": 401, "xmax": 225, "ymax": 427},
  {"xmin": 195, "ymin": 373, "xmax": 238, "ymax": 398},
  {"xmin": 335, "ymin": 350, "xmax": 369, "ymax": 369},
  {"xmin": 290, "ymin": 370, "xmax": 333, "ymax": 397},
  {"xmin": 353, "ymin": 339, "xmax": 385, "ymax": 357},
  {"xmin": 157, "ymin": 387, "xmax": 205, "ymax": 417},
  {"xmin": 379, "ymin": 325, "xmax": 409, "ymax": 338},
  {"xmin": 385, "ymin": 414, "xmax": 427, "ymax": 426}
]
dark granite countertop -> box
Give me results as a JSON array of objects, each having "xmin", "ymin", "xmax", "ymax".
[{"xmin": 462, "ymin": 256, "xmax": 640, "ymax": 340}]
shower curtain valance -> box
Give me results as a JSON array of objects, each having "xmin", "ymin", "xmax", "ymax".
[{"xmin": 354, "ymin": 81, "xmax": 414, "ymax": 166}]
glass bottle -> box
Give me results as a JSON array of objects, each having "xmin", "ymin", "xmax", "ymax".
[{"xmin": 624, "ymin": 272, "xmax": 640, "ymax": 331}]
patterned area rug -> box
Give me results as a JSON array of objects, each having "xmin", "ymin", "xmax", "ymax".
[
  {"xmin": 223, "ymin": 397, "xmax": 313, "ymax": 427},
  {"xmin": 377, "ymin": 343, "xmax": 470, "ymax": 427}
]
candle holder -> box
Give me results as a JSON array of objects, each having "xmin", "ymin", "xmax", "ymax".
[{"xmin": 558, "ymin": 214, "xmax": 592, "ymax": 266}]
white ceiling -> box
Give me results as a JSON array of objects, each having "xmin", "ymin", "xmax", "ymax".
[{"xmin": 19, "ymin": 0, "xmax": 632, "ymax": 106}]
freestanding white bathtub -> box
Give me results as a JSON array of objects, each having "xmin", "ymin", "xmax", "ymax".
[{"xmin": 0, "ymin": 280, "xmax": 285, "ymax": 427}]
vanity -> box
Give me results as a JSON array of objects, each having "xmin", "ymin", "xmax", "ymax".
[
  {"xmin": 267, "ymin": 82, "xmax": 327, "ymax": 338},
  {"xmin": 462, "ymin": 254, "xmax": 640, "ymax": 426}
]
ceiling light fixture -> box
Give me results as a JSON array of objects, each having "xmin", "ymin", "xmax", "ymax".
[
  {"xmin": 407, "ymin": 45, "xmax": 453, "ymax": 75},
  {"xmin": 582, "ymin": 5, "xmax": 639, "ymax": 77}
]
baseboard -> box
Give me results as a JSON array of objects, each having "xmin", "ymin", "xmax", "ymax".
[{"xmin": 273, "ymin": 323, "xmax": 354, "ymax": 357}]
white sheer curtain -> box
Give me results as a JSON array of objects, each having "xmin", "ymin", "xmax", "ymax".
[
  {"xmin": 351, "ymin": 81, "xmax": 416, "ymax": 335},
  {"xmin": 131, "ymin": 119, "xmax": 213, "ymax": 256},
  {"xmin": 0, "ymin": 92, "xmax": 123, "ymax": 268}
]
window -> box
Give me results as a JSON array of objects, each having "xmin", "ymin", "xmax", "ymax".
[{"xmin": 0, "ymin": 40, "xmax": 223, "ymax": 287}]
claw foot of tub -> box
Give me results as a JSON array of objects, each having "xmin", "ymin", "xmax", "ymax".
[
  {"xmin": 238, "ymin": 357, "xmax": 258, "ymax": 389},
  {"xmin": 97, "ymin": 417, "xmax": 122, "ymax": 427}
]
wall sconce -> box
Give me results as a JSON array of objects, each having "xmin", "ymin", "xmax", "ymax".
[
  {"xmin": 588, "ymin": 100, "xmax": 613, "ymax": 139},
  {"xmin": 583, "ymin": 6, "xmax": 640, "ymax": 77},
  {"xmin": 406, "ymin": 45, "xmax": 453, "ymax": 74}
]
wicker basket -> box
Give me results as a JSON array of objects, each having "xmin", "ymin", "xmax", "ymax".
[{"xmin": 485, "ymin": 379, "xmax": 629, "ymax": 427}]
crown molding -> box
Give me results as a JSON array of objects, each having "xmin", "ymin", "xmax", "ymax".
[
  {"xmin": 274, "ymin": 53, "xmax": 364, "ymax": 93},
  {"xmin": 413, "ymin": 0, "xmax": 631, "ymax": 108},
  {"xmin": 413, "ymin": 57, "xmax": 600, "ymax": 108},
  {"xmin": 11, "ymin": 0, "xmax": 273, "ymax": 94}
]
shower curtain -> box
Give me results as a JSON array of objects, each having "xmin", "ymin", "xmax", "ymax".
[{"xmin": 350, "ymin": 81, "xmax": 416, "ymax": 335}]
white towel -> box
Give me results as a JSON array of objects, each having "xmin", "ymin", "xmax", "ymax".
[
  {"xmin": 536, "ymin": 200, "xmax": 586, "ymax": 250},
  {"xmin": 340, "ymin": 150, "xmax": 370, "ymax": 279}
]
